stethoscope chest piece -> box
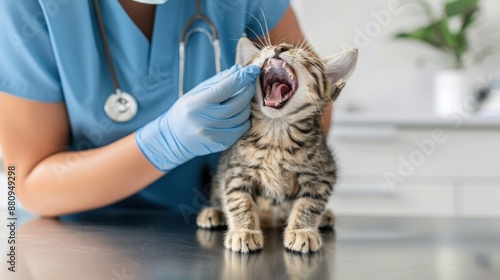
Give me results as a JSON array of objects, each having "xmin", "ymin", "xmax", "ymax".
[
  {"xmin": 104, "ymin": 89, "xmax": 138, "ymax": 122},
  {"xmin": 94, "ymin": 0, "xmax": 139, "ymax": 123}
]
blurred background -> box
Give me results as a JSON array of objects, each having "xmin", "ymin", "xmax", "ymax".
[
  {"xmin": 290, "ymin": 0, "xmax": 500, "ymax": 217},
  {"xmin": 293, "ymin": 0, "xmax": 500, "ymax": 113},
  {"xmin": 1, "ymin": 0, "xmax": 499, "ymax": 217}
]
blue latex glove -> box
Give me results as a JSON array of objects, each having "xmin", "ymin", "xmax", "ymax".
[{"xmin": 136, "ymin": 65, "xmax": 261, "ymax": 172}]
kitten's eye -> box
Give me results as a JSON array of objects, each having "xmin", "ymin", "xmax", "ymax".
[{"xmin": 274, "ymin": 46, "xmax": 290, "ymax": 58}]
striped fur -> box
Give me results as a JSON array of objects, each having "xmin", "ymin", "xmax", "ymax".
[{"xmin": 197, "ymin": 38, "xmax": 358, "ymax": 254}]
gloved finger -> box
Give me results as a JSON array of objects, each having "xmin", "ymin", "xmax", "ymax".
[
  {"xmin": 221, "ymin": 81, "xmax": 256, "ymax": 107},
  {"xmin": 207, "ymin": 104, "xmax": 251, "ymax": 129},
  {"xmin": 198, "ymin": 64, "xmax": 243, "ymax": 88},
  {"xmin": 223, "ymin": 119, "xmax": 251, "ymax": 140},
  {"xmin": 206, "ymin": 82, "xmax": 256, "ymax": 119},
  {"xmin": 184, "ymin": 65, "xmax": 242, "ymax": 96},
  {"xmin": 204, "ymin": 120, "xmax": 251, "ymax": 146},
  {"xmin": 200, "ymin": 65, "xmax": 261, "ymax": 104}
]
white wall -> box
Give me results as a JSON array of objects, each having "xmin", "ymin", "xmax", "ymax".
[{"xmin": 291, "ymin": 0, "xmax": 500, "ymax": 114}]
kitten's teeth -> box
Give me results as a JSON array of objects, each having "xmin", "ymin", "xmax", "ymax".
[
  {"xmin": 282, "ymin": 62, "xmax": 286, "ymax": 68},
  {"xmin": 285, "ymin": 68, "xmax": 294, "ymax": 80}
]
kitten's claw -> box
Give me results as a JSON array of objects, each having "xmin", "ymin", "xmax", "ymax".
[
  {"xmin": 197, "ymin": 207, "xmax": 227, "ymax": 229},
  {"xmin": 319, "ymin": 209, "xmax": 336, "ymax": 230},
  {"xmin": 224, "ymin": 230, "xmax": 264, "ymax": 253},
  {"xmin": 284, "ymin": 229, "xmax": 322, "ymax": 254}
]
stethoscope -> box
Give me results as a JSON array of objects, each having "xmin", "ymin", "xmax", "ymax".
[
  {"xmin": 93, "ymin": 0, "xmax": 221, "ymax": 123},
  {"xmin": 178, "ymin": 0, "xmax": 221, "ymax": 98}
]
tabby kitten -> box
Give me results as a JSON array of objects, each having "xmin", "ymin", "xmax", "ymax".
[{"xmin": 197, "ymin": 37, "xmax": 358, "ymax": 254}]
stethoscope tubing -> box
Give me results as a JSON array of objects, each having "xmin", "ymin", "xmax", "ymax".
[
  {"xmin": 93, "ymin": 0, "xmax": 221, "ymax": 122},
  {"xmin": 178, "ymin": 0, "xmax": 221, "ymax": 97},
  {"xmin": 93, "ymin": 0, "xmax": 122, "ymax": 95}
]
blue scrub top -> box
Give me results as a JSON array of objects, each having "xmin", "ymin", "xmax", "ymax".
[{"xmin": 0, "ymin": 0, "xmax": 289, "ymax": 218}]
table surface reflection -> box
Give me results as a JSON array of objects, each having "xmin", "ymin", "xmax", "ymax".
[{"xmin": 1, "ymin": 210, "xmax": 500, "ymax": 280}]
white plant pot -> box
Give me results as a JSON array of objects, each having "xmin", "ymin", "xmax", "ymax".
[{"xmin": 433, "ymin": 70, "xmax": 475, "ymax": 116}]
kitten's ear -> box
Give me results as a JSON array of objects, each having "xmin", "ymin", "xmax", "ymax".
[
  {"xmin": 324, "ymin": 49, "xmax": 358, "ymax": 100},
  {"xmin": 236, "ymin": 36, "xmax": 260, "ymax": 65}
]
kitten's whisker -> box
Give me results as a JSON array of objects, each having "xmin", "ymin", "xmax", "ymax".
[
  {"xmin": 289, "ymin": 27, "xmax": 295, "ymax": 44},
  {"xmin": 292, "ymin": 62, "xmax": 325, "ymax": 119},
  {"xmin": 246, "ymin": 12, "xmax": 271, "ymax": 47},
  {"xmin": 296, "ymin": 57, "xmax": 332, "ymax": 73},
  {"xmin": 306, "ymin": 92, "xmax": 324, "ymax": 123},
  {"xmin": 237, "ymin": 23, "xmax": 267, "ymax": 49},
  {"xmin": 299, "ymin": 20, "xmax": 340, "ymax": 50},
  {"xmin": 295, "ymin": 57, "xmax": 325, "ymax": 74},
  {"xmin": 240, "ymin": 41, "xmax": 265, "ymax": 50},
  {"xmin": 297, "ymin": 38, "xmax": 306, "ymax": 51},
  {"xmin": 293, "ymin": 58, "xmax": 313, "ymax": 78},
  {"xmin": 312, "ymin": 94, "xmax": 324, "ymax": 118},
  {"xmin": 326, "ymin": 91, "xmax": 335, "ymax": 104},
  {"xmin": 231, "ymin": 35, "xmax": 265, "ymax": 51},
  {"xmin": 273, "ymin": 32, "xmax": 289, "ymax": 46},
  {"xmin": 257, "ymin": 6, "xmax": 272, "ymax": 47},
  {"xmin": 307, "ymin": 43, "xmax": 336, "ymax": 51},
  {"xmin": 306, "ymin": 59, "xmax": 326, "ymax": 74}
]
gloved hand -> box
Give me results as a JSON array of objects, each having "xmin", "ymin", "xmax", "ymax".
[{"xmin": 136, "ymin": 64, "xmax": 261, "ymax": 172}]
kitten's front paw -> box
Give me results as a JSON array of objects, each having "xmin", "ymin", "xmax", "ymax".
[
  {"xmin": 197, "ymin": 207, "xmax": 227, "ymax": 229},
  {"xmin": 224, "ymin": 229, "xmax": 264, "ymax": 253},
  {"xmin": 284, "ymin": 229, "xmax": 322, "ymax": 254}
]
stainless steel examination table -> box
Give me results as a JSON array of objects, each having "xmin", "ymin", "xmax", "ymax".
[{"xmin": 1, "ymin": 210, "xmax": 499, "ymax": 280}]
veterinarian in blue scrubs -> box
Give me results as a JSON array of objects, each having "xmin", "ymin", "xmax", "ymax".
[{"xmin": 0, "ymin": 0, "xmax": 314, "ymax": 220}]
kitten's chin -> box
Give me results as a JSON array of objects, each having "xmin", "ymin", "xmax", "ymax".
[
  {"xmin": 257, "ymin": 96, "xmax": 302, "ymax": 119},
  {"xmin": 259, "ymin": 106, "xmax": 289, "ymax": 119}
]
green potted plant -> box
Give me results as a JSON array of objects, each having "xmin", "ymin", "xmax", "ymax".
[{"xmin": 395, "ymin": 0, "xmax": 482, "ymax": 116}]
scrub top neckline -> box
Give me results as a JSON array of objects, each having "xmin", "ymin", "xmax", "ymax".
[
  {"xmin": 109, "ymin": 0, "xmax": 169, "ymax": 70},
  {"xmin": 114, "ymin": 0, "xmax": 156, "ymax": 43}
]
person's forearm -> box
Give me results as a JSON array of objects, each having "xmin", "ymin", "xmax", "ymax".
[{"xmin": 20, "ymin": 133, "xmax": 164, "ymax": 217}]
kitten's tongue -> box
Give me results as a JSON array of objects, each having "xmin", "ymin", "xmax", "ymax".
[{"xmin": 265, "ymin": 82, "xmax": 291, "ymax": 105}]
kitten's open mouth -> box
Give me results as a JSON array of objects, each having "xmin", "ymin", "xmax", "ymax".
[{"xmin": 260, "ymin": 58, "xmax": 298, "ymax": 109}]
